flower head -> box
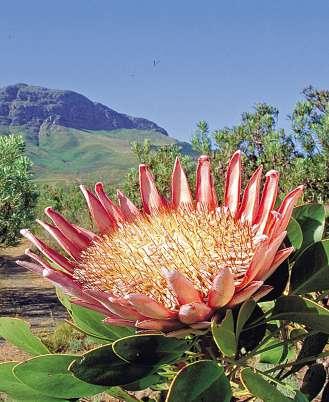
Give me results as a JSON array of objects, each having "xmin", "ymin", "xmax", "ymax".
[{"xmin": 19, "ymin": 152, "xmax": 303, "ymax": 332}]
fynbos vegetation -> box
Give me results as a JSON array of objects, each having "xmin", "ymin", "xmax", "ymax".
[{"xmin": 0, "ymin": 135, "xmax": 37, "ymax": 245}]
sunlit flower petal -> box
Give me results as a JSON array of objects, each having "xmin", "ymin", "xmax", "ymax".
[
  {"xmin": 163, "ymin": 270, "xmax": 202, "ymax": 305},
  {"xmin": 171, "ymin": 157, "xmax": 193, "ymax": 209},
  {"xmin": 238, "ymin": 165, "xmax": 262, "ymax": 224},
  {"xmin": 195, "ymin": 155, "xmax": 217, "ymax": 211},
  {"xmin": 207, "ymin": 268, "xmax": 235, "ymax": 308},
  {"xmin": 178, "ymin": 302, "xmax": 212, "ymax": 324},
  {"xmin": 139, "ymin": 164, "xmax": 167, "ymax": 214},
  {"xmin": 254, "ymin": 170, "xmax": 279, "ymax": 235},
  {"xmin": 224, "ymin": 150, "xmax": 241, "ymax": 217},
  {"xmin": 136, "ymin": 319, "xmax": 184, "ymax": 331},
  {"xmin": 116, "ymin": 190, "xmax": 140, "ymax": 222},
  {"xmin": 126, "ymin": 294, "xmax": 177, "ymax": 320},
  {"xmin": 227, "ymin": 281, "xmax": 264, "ymax": 307},
  {"xmin": 95, "ymin": 182, "xmax": 125, "ymax": 223},
  {"xmin": 20, "ymin": 229, "xmax": 74, "ymax": 273},
  {"xmin": 80, "ymin": 185, "xmax": 117, "ymax": 233}
]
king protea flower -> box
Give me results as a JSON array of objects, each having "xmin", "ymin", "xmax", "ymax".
[{"xmin": 18, "ymin": 152, "xmax": 303, "ymax": 332}]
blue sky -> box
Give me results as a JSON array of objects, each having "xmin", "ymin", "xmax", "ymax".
[{"xmin": 1, "ymin": 0, "xmax": 329, "ymax": 141}]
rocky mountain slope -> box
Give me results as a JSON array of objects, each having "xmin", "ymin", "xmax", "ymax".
[
  {"xmin": 0, "ymin": 83, "xmax": 168, "ymax": 144},
  {"xmin": 0, "ymin": 83, "xmax": 192, "ymax": 183}
]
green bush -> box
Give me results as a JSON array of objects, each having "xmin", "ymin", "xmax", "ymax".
[{"xmin": 0, "ymin": 135, "xmax": 38, "ymax": 245}]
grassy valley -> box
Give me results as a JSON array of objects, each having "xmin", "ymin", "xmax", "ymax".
[{"xmin": 1, "ymin": 125, "xmax": 190, "ymax": 184}]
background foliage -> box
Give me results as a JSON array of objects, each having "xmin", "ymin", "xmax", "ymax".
[
  {"xmin": 2, "ymin": 85, "xmax": 329, "ymax": 245},
  {"xmin": 0, "ymin": 135, "xmax": 38, "ymax": 245}
]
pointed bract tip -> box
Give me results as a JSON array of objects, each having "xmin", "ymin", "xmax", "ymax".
[
  {"xmin": 20, "ymin": 228, "xmax": 29, "ymax": 236},
  {"xmin": 228, "ymin": 150, "xmax": 242, "ymax": 163},
  {"xmin": 173, "ymin": 156, "xmax": 183, "ymax": 171},
  {"xmin": 198, "ymin": 155, "xmax": 210, "ymax": 162},
  {"xmin": 44, "ymin": 206, "xmax": 53, "ymax": 214},
  {"xmin": 139, "ymin": 163, "xmax": 148, "ymax": 172},
  {"xmin": 265, "ymin": 169, "xmax": 279, "ymax": 177},
  {"xmin": 95, "ymin": 182, "xmax": 104, "ymax": 192}
]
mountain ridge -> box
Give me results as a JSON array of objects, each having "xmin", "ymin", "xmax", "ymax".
[
  {"xmin": 0, "ymin": 83, "xmax": 193, "ymax": 184},
  {"xmin": 0, "ymin": 83, "xmax": 168, "ymax": 144}
]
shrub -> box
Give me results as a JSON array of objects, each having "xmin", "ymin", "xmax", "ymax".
[{"xmin": 0, "ymin": 135, "xmax": 38, "ymax": 245}]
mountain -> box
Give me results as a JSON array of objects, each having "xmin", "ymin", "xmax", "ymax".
[
  {"xmin": 0, "ymin": 84, "xmax": 192, "ymax": 184},
  {"xmin": 0, "ymin": 83, "xmax": 167, "ymax": 145}
]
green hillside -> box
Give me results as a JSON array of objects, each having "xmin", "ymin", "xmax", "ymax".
[{"xmin": 0, "ymin": 125, "xmax": 191, "ymax": 184}]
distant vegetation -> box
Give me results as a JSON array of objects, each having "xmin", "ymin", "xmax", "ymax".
[
  {"xmin": 125, "ymin": 86, "xmax": 329, "ymax": 207},
  {"xmin": 1, "ymin": 85, "xmax": 329, "ymax": 246},
  {"xmin": 0, "ymin": 125, "xmax": 193, "ymax": 184},
  {"xmin": 191, "ymin": 86, "xmax": 329, "ymax": 204},
  {"xmin": 25, "ymin": 127, "xmax": 186, "ymax": 184}
]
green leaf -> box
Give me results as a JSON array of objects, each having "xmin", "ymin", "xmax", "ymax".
[
  {"xmin": 123, "ymin": 373, "xmax": 163, "ymax": 391},
  {"xmin": 241, "ymin": 368, "xmax": 292, "ymax": 402},
  {"xmin": 0, "ymin": 317, "xmax": 49, "ymax": 355},
  {"xmin": 56, "ymin": 287, "xmax": 72, "ymax": 310},
  {"xmin": 271, "ymin": 295, "xmax": 329, "ymax": 333},
  {"xmin": 106, "ymin": 387, "xmax": 141, "ymax": 402},
  {"xmin": 290, "ymin": 240, "xmax": 329, "ymax": 294},
  {"xmin": 70, "ymin": 303, "xmax": 134, "ymax": 341},
  {"xmin": 259, "ymin": 338, "xmax": 295, "ymax": 364},
  {"xmin": 211, "ymin": 310, "xmax": 236, "ymax": 357},
  {"xmin": 166, "ymin": 360, "xmax": 232, "ymax": 402},
  {"xmin": 293, "ymin": 204, "xmax": 325, "ymax": 250},
  {"xmin": 13, "ymin": 354, "xmax": 108, "ymax": 398},
  {"xmin": 0, "ymin": 362, "xmax": 68, "ymax": 401},
  {"xmin": 236, "ymin": 300, "xmax": 257, "ymax": 341},
  {"xmin": 112, "ymin": 334, "xmax": 190, "ymax": 366},
  {"xmin": 70, "ymin": 344, "xmax": 155, "ymax": 386},
  {"xmin": 324, "ymin": 204, "xmax": 329, "ymax": 218},
  {"xmin": 293, "ymin": 391, "xmax": 309, "ymax": 402},
  {"xmin": 287, "ymin": 217, "xmax": 303, "ymax": 250}
]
